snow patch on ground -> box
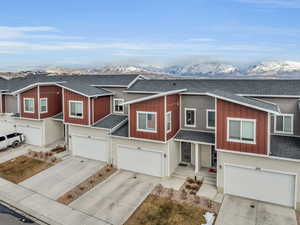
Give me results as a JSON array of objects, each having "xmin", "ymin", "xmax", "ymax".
[{"xmin": 202, "ymin": 212, "xmax": 216, "ymax": 225}]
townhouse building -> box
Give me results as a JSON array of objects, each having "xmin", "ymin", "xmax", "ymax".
[{"xmin": 0, "ymin": 74, "xmax": 299, "ymax": 211}]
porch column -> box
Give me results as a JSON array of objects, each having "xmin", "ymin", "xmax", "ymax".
[{"xmin": 195, "ymin": 144, "xmax": 199, "ymax": 173}]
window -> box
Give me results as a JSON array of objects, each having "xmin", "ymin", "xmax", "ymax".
[
  {"xmin": 113, "ymin": 99, "xmax": 124, "ymax": 113},
  {"xmin": 207, "ymin": 109, "xmax": 215, "ymax": 129},
  {"xmin": 137, "ymin": 111, "xmax": 157, "ymax": 132},
  {"xmin": 227, "ymin": 118, "xmax": 256, "ymax": 144},
  {"xmin": 40, "ymin": 98, "xmax": 48, "ymax": 113},
  {"xmin": 166, "ymin": 112, "xmax": 172, "ymax": 133},
  {"xmin": 69, "ymin": 101, "xmax": 83, "ymax": 118},
  {"xmin": 24, "ymin": 98, "xmax": 34, "ymax": 113},
  {"xmin": 275, "ymin": 114, "xmax": 293, "ymax": 134},
  {"xmin": 185, "ymin": 108, "xmax": 196, "ymax": 127}
]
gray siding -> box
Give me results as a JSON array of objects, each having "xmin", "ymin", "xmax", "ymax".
[
  {"xmin": 259, "ymin": 97, "xmax": 300, "ymax": 136},
  {"xmin": 103, "ymin": 87, "xmax": 151, "ymax": 114},
  {"xmin": 5, "ymin": 95, "xmax": 17, "ymax": 113},
  {"xmin": 181, "ymin": 95, "xmax": 215, "ymax": 131}
]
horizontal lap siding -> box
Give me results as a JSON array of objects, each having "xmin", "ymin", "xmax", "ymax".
[
  {"xmin": 64, "ymin": 89, "xmax": 89, "ymax": 125},
  {"xmin": 130, "ymin": 97, "xmax": 165, "ymax": 141},
  {"xmin": 217, "ymin": 99, "xmax": 268, "ymax": 155},
  {"xmin": 0, "ymin": 95, "xmax": 5, "ymax": 113},
  {"xmin": 40, "ymin": 86, "xmax": 62, "ymax": 119},
  {"xmin": 20, "ymin": 87, "xmax": 38, "ymax": 119},
  {"xmin": 167, "ymin": 94, "xmax": 180, "ymax": 140},
  {"xmin": 92, "ymin": 96, "xmax": 111, "ymax": 124}
]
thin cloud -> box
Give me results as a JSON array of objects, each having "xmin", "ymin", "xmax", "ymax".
[
  {"xmin": 236, "ymin": 0, "xmax": 300, "ymax": 8},
  {"xmin": 187, "ymin": 38, "xmax": 216, "ymax": 42}
]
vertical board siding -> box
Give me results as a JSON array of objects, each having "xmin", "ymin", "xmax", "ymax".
[
  {"xmin": 92, "ymin": 96, "xmax": 111, "ymax": 124},
  {"xmin": 63, "ymin": 89, "xmax": 89, "ymax": 125},
  {"xmin": 20, "ymin": 87, "xmax": 38, "ymax": 119},
  {"xmin": 217, "ymin": 99, "xmax": 268, "ymax": 155},
  {"xmin": 40, "ymin": 86, "xmax": 62, "ymax": 119},
  {"xmin": 167, "ymin": 94, "xmax": 180, "ymax": 140},
  {"xmin": 130, "ymin": 97, "xmax": 165, "ymax": 141}
]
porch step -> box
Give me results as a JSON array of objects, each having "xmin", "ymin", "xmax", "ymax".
[
  {"xmin": 203, "ymin": 175, "xmax": 217, "ymax": 185},
  {"xmin": 172, "ymin": 172, "xmax": 204, "ymax": 182}
]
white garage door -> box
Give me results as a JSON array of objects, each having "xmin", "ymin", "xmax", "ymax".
[
  {"xmin": 0, "ymin": 120, "xmax": 15, "ymax": 133},
  {"xmin": 16, "ymin": 125, "xmax": 42, "ymax": 146},
  {"xmin": 224, "ymin": 164, "xmax": 296, "ymax": 208},
  {"xmin": 117, "ymin": 146, "xmax": 164, "ymax": 177},
  {"xmin": 71, "ymin": 135, "xmax": 108, "ymax": 162}
]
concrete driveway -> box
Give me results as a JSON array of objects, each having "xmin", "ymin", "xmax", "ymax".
[
  {"xmin": 19, "ymin": 156, "xmax": 105, "ymax": 200},
  {"xmin": 215, "ymin": 195, "xmax": 297, "ymax": 225},
  {"xmin": 70, "ymin": 170, "xmax": 160, "ymax": 225}
]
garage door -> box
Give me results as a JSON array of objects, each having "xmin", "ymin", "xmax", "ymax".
[
  {"xmin": 71, "ymin": 135, "xmax": 108, "ymax": 162},
  {"xmin": 224, "ymin": 164, "xmax": 296, "ymax": 208},
  {"xmin": 16, "ymin": 125, "xmax": 42, "ymax": 146},
  {"xmin": 117, "ymin": 146, "xmax": 164, "ymax": 177},
  {"xmin": 0, "ymin": 120, "xmax": 15, "ymax": 133}
]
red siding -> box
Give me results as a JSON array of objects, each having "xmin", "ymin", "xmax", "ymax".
[
  {"xmin": 130, "ymin": 97, "xmax": 165, "ymax": 141},
  {"xmin": 167, "ymin": 94, "xmax": 180, "ymax": 140},
  {"xmin": 91, "ymin": 96, "xmax": 111, "ymax": 124},
  {"xmin": 216, "ymin": 99, "xmax": 268, "ymax": 155},
  {"xmin": 40, "ymin": 86, "xmax": 62, "ymax": 119},
  {"xmin": 0, "ymin": 95, "xmax": 5, "ymax": 113},
  {"xmin": 20, "ymin": 87, "xmax": 38, "ymax": 119},
  {"xmin": 63, "ymin": 89, "xmax": 89, "ymax": 125}
]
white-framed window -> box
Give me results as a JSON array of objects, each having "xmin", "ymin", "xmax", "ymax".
[
  {"xmin": 184, "ymin": 108, "xmax": 196, "ymax": 127},
  {"xmin": 69, "ymin": 101, "xmax": 83, "ymax": 118},
  {"xmin": 137, "ymin": 111, "xmax": 157, "ymax": 133},
  {"xmin": 227, "ymin": 118, "xmax": 256, "ymax": 144},
  {"xmin": 206, "ymin": 109, "xmax": 215, "ymax": 129},
  {"xmin": 166, "ymin": 111, "xmax": 172, "ymax": 133},
  {"xmin": 24, "ymin": 98, "xmax": 34, "ymax": 113},
  {"xmin": 40, "ymin": 98, "xmax": 48, "ymax": 114},
  {"xmin": 113, "ymin": 98, "xmax": 124, "ymax": 113},
  {"xmin": 274, "ymin": 114, "xmax": 293, "ymax": 134}
]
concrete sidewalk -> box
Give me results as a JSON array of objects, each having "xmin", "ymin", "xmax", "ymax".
[{"xmin": 0, "ymin": 178, "xmax": 111, "ymax": 225}]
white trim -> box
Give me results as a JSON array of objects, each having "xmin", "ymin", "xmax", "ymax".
[
  {"xmin": 136, "ymin": 111, "xmax": 157, "ymax": 133},
  {"xmin": 123, "ymin": 89, "xmax": 187, "ymax": 105},
  {"xmin": 127, "ymin": 75, "xmax": 143, "ymax": 88},
  {"xmin": 166, "ymin": 111, "xmax": 172, "ymax": 133},
  {"xmin": 88, "ymin": 97, "xmax": 91, "ymax": 125},
  {"xmin": 238, "ymin": 94, "xmax": 300, "ymax": 98},
  {"xmin": 92, "ymin": 98, "xmax": 94, "ymax": 124},
  {"xmin": 23, "ymin": 98, "xmax": 35, "ymax": 113},
  {"xmin": 227, "ymin": 117, "xmax": 256, "ymax": 144},
  {"xmin": 274, "ymin": 113, "xmax": 294, "ymax": 135},
  {"xmin": 11, "ymin": 82, "xmax": 66, "ymax": 95},
  {"xmin": 267, "ymin": 113, "xmax": 271, "ymax": 155},
  {"xmin": 128, "ymin": 104, "xmax": 131, "ymax": 137},
  {"xmin": 205, "ymin": 92, "xmax": 280, "ymax": 114},
  {"xmin": 174, "ymin": 138, "xmax": 215, "ymax": 145},
  {"xmin": 217, "ymin": 148, "xmax": 267, "ymax": 158},
  {"xmin": 39, "ymin": 98, "xmax": 48, "ymax": 114},
  {"xmin": 111, "ymin": 135, "xmax": 167, "ymax": 144},
  {"xmin": 184, "ymin": 108, "xmax": 196, "ymax": 128},
  {"xmin": 179, "ymin": 94, "xmax": 182, "ymax": 129},
  {"xmin": 37, "ymin": 86, "xmax": 40, "ymax": 119},
  {"xmin": 113, "ymin": 98, "xmax": 125, "ymax": 114},
  {"xmin": 62, "ymin": 89, "xmax": 65, "ymax": 123},
  {"xmin": 69, "ymin": 100, "xmax": 84, "ymax": 119},
  {"xmin": 164, "ymin": 96, "xmax": 167, "ymax": 141},
  {"xmin": 206, "ymin": 109, "xmax": 216, "ymax": 129}
]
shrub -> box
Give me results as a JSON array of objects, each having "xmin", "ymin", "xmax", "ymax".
[
  {"xmin": 79, "ymin": 186, "xmax": 85, "ymax": 191},
  {"xmin": 106, "ymin": 168, "xmax": 111, "ymax": 172},
  {"xmin": 186, "ymin": 177, "xmax": 194, "ymax": 184},
  {"xmin": 180, "ymin": 189, "xmax": 187, "ymax": 200},
  {"xmin": 98, "ymin": 173, "xmax": 103, "ymax": 177},
  {"xmin": 66, "ymin": 194, "xmax": 73, "ymax": 199},
  {"xmin": 89, "ymin": 180, "xmax": 94, "ymax": 184},
  {"xmin": 190, "ymin": 183, "xmax": 200, "ymax": 190}
]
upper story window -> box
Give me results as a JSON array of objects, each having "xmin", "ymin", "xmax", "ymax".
[
  {"xmin": 40, "ymin": 98, "xmax": 48, "ymax": 114},
  {"xmin": 24, "ymin": 98, "xmax": 34, "ymax": 113},
  {"xmin": 206, "ymin": 109, "xmax": 215, "ymax": 129},
  {"xmin": 227, "ymin": 118, "xmax": 256, "ymax": 144},
  {"xmin": 69, "ymin": 101, "xmax": 83, "ymax": 118},
  {"xmin": 185, "ymin": 108, "xmax": 196, "ymax": 127},
  {"xmin": 113, "ymin": 98, "xmax": 124, "ymax": 113},
  {"xmin": 137, "ymin": 111, "xmax": 157, "ymax": 133},
  {"xmin": 275, "ymin": 114, "xmax": 293, "ymax": 134},
  {"xmin": 166, "ymin": 111, "xmax": 172, "ymax": 133}
]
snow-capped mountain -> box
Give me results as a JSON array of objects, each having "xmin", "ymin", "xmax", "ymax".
[
  {"xmin": 247, "ymin": 61, "xmax": 300, "ymax": 76},
  {"xmin": 165, "ymin": 62, "xmax": 240, "ymax": 75}
]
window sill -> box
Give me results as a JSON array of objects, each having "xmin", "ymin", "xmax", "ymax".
[
  {"xmin": 137, "ymin": 129, "xmax": 157, "ymax": 133},
  {"xmin": 227, "ymin": 138, "xmax": 256, "ymax": 145}
]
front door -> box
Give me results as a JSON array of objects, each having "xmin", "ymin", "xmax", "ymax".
[{"xmin": 181, "ymin": 142, "xmax": 191, "ymax": 163}]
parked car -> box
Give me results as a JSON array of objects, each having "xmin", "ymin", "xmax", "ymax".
[{"xmin": 0, "ymin": 132, "xmax": 25, "ymax": 150}]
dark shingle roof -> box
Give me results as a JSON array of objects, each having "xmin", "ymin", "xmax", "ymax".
[
  {"xmin": 93, "ymin": 114, "xmax": 128, "ymax": 129},
  {"xmin": 270, "ymin": 135, "xmax": 300, "ymax": 160},
  {"xmin": 58, "ymin": 82, "xmax": 112, "ymax": 97},
  {"xmin": 127, "ymin": 79, "xmax": 300, "ymax": 96},
  {"xmin": 52, "ymin": 112, "xmax": 63, "ymax": 120},
  {"xmin": 111, "ymin": 121, "xmax": 129, "ymax": 137},
  {"xmin": 207, "ymin": 89, "xmax": 280, "ymax": 113},
  {"xmin": 175, "ymin": 130, "xmax": 215, "ymax": 144}
]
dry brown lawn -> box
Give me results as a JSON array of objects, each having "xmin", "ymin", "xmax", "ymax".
[
  {"xmin": 125, "ymin": 194, "xmax": 208, "ymax": 225},
  {"xmin": 0, "ymin": 155, "xmax": 53, "ymax": 183}
]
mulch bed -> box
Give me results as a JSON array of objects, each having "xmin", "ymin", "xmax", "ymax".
[
  {"xmin": 180, "ymin": 177, "xmax": 202, "ymax": 195},
  {"xmin": 26, "ymin": 146, "xmax": 66, "ymax": 164},
  {"xmin": 57, "ymin": 165, "xmax": 117, "ymax": 205},
  {"xmin": 125, "ymin": 194, "xmax": 208, "ymax": 225},
  {"xmin": 50, "ymin": 146, "xmax": 66, "ymax": 154},
  {"xmin": 0, "ymin": 155, "xmax": 53, "ymax": 184}
]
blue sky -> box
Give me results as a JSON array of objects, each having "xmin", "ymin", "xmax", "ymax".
[{"xmin": 0, "ymin": 0, "xmax": 300, "ymax": 70}]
